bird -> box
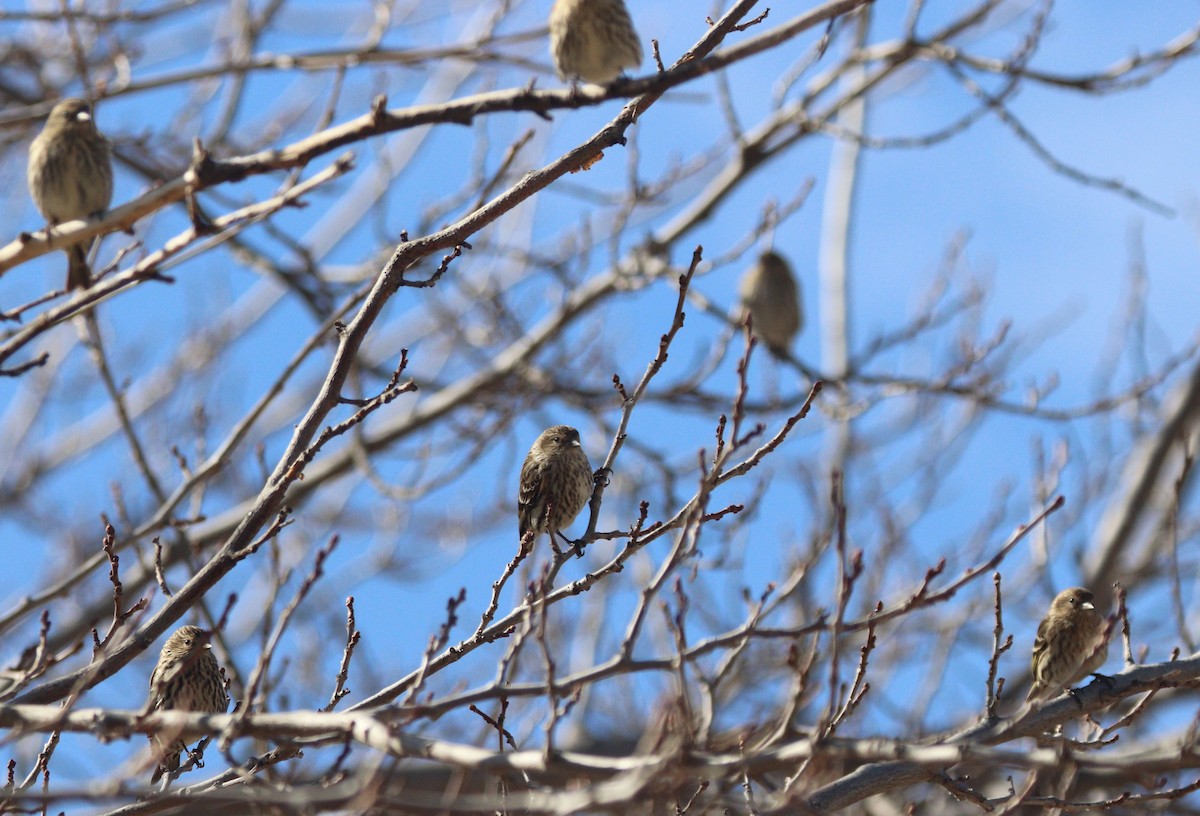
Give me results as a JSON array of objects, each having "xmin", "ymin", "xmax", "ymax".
[
  {"xmin": 738, "ymin": 250, "xmax": 802, "ymax": 358},
  {"xmin": 518, "ymin": 424, "xmax": 595, "ymax": 551},
  {"xmin": 549, "ymin": 0, "xmax": 643, "ymax": 85},
  {"xmin": 147, "ymin": 625, "xmax": 230, "ymax": 783},
  {"xmin": 27, "ymin": 97, "xmax": 114, "ymax": 290},
  {"xmin": 1026, "ymin": 587, "xmax": 1108, "ymax": 702}
]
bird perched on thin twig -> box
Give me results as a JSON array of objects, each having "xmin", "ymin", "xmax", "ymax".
[
  {"xmin": 147, "ymin": 625, "xmax": 229, "ymax": 783},
  {"xmin": 518, "ymin": 425, "xmax": 594, "ymax": 551},
  {"xmin": 738, "ymin": 250, "xmax": 803, "ymax": 357},
  {"xmin": 1026, "ymin": 587, "xmax": 1108, "ymax": 702},
  {"xmin": 549, "ymin": 0, "xmax": 643, "ymax": 85},
  {"xmin": 27, "ymin": 97, "xmax": 114, "ymax": 290}
]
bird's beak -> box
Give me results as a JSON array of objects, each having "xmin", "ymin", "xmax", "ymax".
[
  {"xmin": 204, "ymin": 643, "xmax": 213, "ymax": 649},
  {"xmin": 572, "ymin": 440, "xmax": 581, "ymax": 447},
  {"xmin": 1081, "ymin": 602, "xmax": 1095, "ymax": 610},
  {"xmin": 77, "ymin": 112, "xmax": 91, "ymax": 122}
]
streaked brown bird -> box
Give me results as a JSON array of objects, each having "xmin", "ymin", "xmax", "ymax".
[
  {"xmin": 518, "ymin": 425, "xmax": 594, "ymax": 549},
  {"xmin": 1026, "ymin": 587, "xmax": 1108, "ymax": 702},
  {"xmin": 549, "ymin": 0, "xmax": 643, "ymax": 85},
  {"xmin": 27, "ymin": 97, "xmax": 114, "ymax": 290},
  {"xmin": 147, "ymin": 625, "xmax": 229, "ymax": 783},
  {"xmin": 738, "ymin": 250, "xmax": 802, "ymax": 358}
]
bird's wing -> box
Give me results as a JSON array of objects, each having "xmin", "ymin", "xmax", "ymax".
[
  {"xmin": 517, "ymin": 457, "xmax": 545, "ymax": 534},
  {"xmin": 148, "ymin": 658, "xmax": 189, "ymax": 708},
  {"xmin": 147, "ymin": 662, "xmax": 166, "ymax": 708},
  {"xmin": 1029, "ymin": 616, "xmax": 1053, "ymax": 676}
]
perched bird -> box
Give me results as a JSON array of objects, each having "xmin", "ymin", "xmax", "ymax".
[
  {"xmin": 1026, "ymin": 587, "xmax": 1108, "ymax": 702},
  {"xmin": 147, "ymin": 625, "xmax": 229, "ymax": 783},
  {"xmin": 549, "ymin": 0, "xmax": 643, "ymax": 85},
  {"xmin": 738, "ymin": 250, "xmax": 803, "ymax": 357},
  {"xmin": 27, "ymin": 97, "xmax": 114, "ymax": 290},
  {"xmin": 518, "ymin": 425, "xmax": 594, "ymax": 549}
]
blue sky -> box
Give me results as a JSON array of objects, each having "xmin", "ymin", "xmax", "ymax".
[{"xmin": 0, "ymin": 0, "xmax": 1197, "ymax": 793}]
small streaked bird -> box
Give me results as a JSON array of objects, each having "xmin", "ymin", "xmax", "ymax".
[
  {"xmin": 1026, "ymin": 587, "xmax": 1108, "ymax": 702},
  {"xmin": 147, "ymin": 625, "xmax": 230, "ymax": 783},
  {"xmin": 738, "ymin": 250, "xmax": 803, "ymax": 357},
  {"xmin": 27, "ymin": 97, "xmax": 114, "ymax": 290},
  {"xmin": 549, "ymin": 0, "xmax": 643, "ymax": 85},
  {"xmin": 518, "ymin": 425, "xmax": 594, "ymax": 549}
]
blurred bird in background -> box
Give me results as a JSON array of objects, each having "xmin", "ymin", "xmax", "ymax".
[
  {"xmin": 549, "ymin": 0, "xmax": 643, "ymax": 85},
  {"xmin": 27, "ymin": 97, "xmax": 114, "ymax": 290},
  {"xmin": 739, "ymin": 250, "xmax": 803, "ymax": 358}
]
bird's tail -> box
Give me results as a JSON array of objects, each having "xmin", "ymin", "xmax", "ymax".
[
  {"xmin": 66, "ymin": 243, "xmax": 91, "ymax": 290},
  {"xmin": 149, "ymin": 749, "xmax": 180, "ymax": 784},
  {"xmin": 148, "ymin": 734, "xmax": 183, "ymax": 784}
]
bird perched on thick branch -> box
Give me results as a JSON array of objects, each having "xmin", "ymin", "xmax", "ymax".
[{"xmin": 1027, "ymin": 587, "xmax": 1108, "ymax": 702}]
